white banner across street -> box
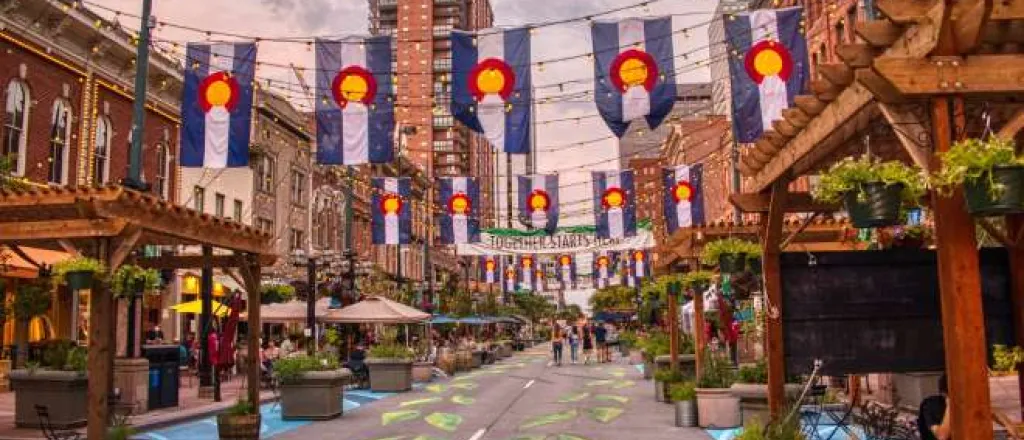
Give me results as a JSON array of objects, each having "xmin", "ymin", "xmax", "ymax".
[{"xmin": 456, "ymin": 228, "xmax": 654, "ymax": 256}]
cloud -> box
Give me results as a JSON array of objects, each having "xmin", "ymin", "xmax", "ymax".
[{"xmin": 258, "ymin": 0, "xmax": 368, "ymax": 34}]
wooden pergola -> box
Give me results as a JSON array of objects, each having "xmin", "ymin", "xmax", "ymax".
[
  {"xmin": 0, "ymin": 186, "xmax": 275, "ymax": 440},
  {"xmin": 732, "ymin": 0, "xmax": 1024, "ymax": 436}
]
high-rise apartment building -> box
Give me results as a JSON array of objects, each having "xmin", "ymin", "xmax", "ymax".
[{"xmin": 369, "ymin": 0, "xmax": 497, "ymax": 227}]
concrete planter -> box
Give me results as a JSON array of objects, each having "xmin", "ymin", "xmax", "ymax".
[
  {"xmin": 279, "ymin": 369, "xmax": 351, "ymax": 420},
  {"xmin": 654, "ymin": 355, "xmax": 697, "ymax": 380},
  {"xmin": 10, "ymin": 369, "xmax": 87, "ymax": 428},
  {"xmin": 412, "ymin": 362, "xmax": 434, "ymax": 383},
  {"xmin": 629, "ymin": 349, "xmax": 643, "ymax": 365},
  {"xmin": 499, "ymin": 342, "xmax": 514, "ymax": 358},
  {"xmin": 695, "ymin": 387, "xmax": 741, "ymax": 429},
  {"xmin": 471, "ymin": 350, "xmax": 485, "ymax": 368},
  {"xmin": 730, "ymin": 383, "xmax": 804, "ymax": 426},
  {"xmin": 217, "ymin": 413, "xmax": 260, "ymax": 440},
  {"xmin": 366, "ymin": 358, "xmax": 413, "ymax": 392},
  {"xmin": 642, "ymin": 353, "xmax": 654, "ymax": 380},
  {"xmin": 455, "ymin": 350, "xmax": 472, "ymax": 372}
]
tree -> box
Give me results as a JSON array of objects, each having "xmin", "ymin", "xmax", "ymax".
[
  {"xmin": 512, "ymin": 293, "xmax": 555, "ymax": 338},
  {"xmin": 558, "ymin": 304, "xmax": 583, "ymax": 320},
  {"xmin": 589, "ymin": 285, "xmax": 635, "ymax": 313},
  {"xmin": 260, "ymin": 284, "xmax": 296, "ymax": 304}
]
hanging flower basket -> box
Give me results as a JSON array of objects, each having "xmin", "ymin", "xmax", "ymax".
[
  {"xmin": 962, "ymin": 165, "xmax": 1024, "ymax": 216},
  {"xmin": 51, "ymin": 257, "xmax": 105, "ymax": 291},
  {"xmin": 63, "ymin": 271, "xmax": 95, "ymax": 291},
  {"xmin": 718, "ymin": 253, "xmax": 747, "ymax": 274},
  {"xmin": 747, "ymin": 256, "xmax": 762, "ymax": 275},
  {"xmin": 842, "ymin": 182, "xmax": 904, "ymax": 228}
]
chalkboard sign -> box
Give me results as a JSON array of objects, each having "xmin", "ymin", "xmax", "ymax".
[{"xmin": 781, "ymin": 248, "xmax": 1013, "ymax": 375}]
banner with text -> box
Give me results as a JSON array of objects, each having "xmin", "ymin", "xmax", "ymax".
[{"xmin": 456, "ymin": 226, "xmax": 654, "ymax": 256}]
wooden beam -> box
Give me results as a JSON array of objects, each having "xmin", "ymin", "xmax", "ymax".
[
  {"xmin": 763, "ymin": 130, "xmax": 790, "ymax": 147},
  {"xmin": 874, "ymin": 55, "xmax": 1024, "ymax": 95},
  {"xmin": 876, "ymin": 0, "xmax": 940, "ymax": 24},
  {"xmin": 782, "ymin": 108, "xmax": 811, "ymax": 128},
  {"xmin": 978, "ymin": 217, "xmax": 1013, "ymax": 247},
  {"xmin": 1009, "ymin": 215, "xmax": 1024, "ymax": 420},
  {"xmin": 756, "ymin": 138, "xmax": 782, "ymax": 154},
  {"xmin": 87, "ymin": 240, "xmax": 113, "ymax": 440},
  {"xmin": 132, "ymin": 254, "xmax": 276, "ymax": 270},
  {"xmin": 930, "ymin": 96, "xmax": 993, "ymax": 439},
  {"xmin": 877, "ymin": 103, "xmax": 934, "ymax": 172},
  {"xmin": 729, "ymin": 192, "xmax": 839, "ymax": 213},
  {"xmin": 794, "ymin": 95, "xmax": 827, "ymax": 117},
  {"xmin": 0, "ymin": 219, "xmax": 127, "ymax": 241},
  {"xmin": 818, "ymin": 63, "xmax": 855, "ymax": 88},
  {"xmin": 749, "ymin": 145, "xmax": 775, "ymax": 164},
  {"xmin": 109, "ymin": 225, "xmax": 142, "ymax": 270},
  {"xmin": 56, "ymin": 239, "xmax": 81, "ymax": 257},
  {"xmin": 993, "ymin": 0, "xmax": 1024, "ymax": 20},
  {"xmin": 811, "ymin": 79, "xmax": 841, "ymax": 101},
  {"xmin": 761, "ymin": 180, "xmax": 789, "ymax": 419},
  {"xmin": 998, "ymin": 108, "xmax": 1024, "ymax": 139},
  {"xmin": 948, "ymin": 0, "xmax": 992, "ymax": 54},
  {"xmin": 779, "ymin": 212, "xmax": 822, "ymax": 250},
  {"xmin": 7, "ymin": 245, "xmax": 40, "ymax": 269},
  {"xmin": 94, "ymin": 204, "xmax": 272, "ymax": 256},
  {"xmin": 857, "ymin": 20, "xmax": 905, "ymax": 47},
  {"xmin": 836, "ymin": 44, "xmax": 877, "ymax": 68},
  {"xmin": 772, "ymin": 119, "xmax": 799, "ymax": 138},
  {"xmin": 239, "ymin": 254, "xmax": 262, "ymax": 410},
  {"xmin": 856, "ymin": 68, "xmax": 906, "ymax": 104}
]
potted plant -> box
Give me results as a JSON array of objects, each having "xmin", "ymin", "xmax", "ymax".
[
  {"xmin": 654, "ymin": 368, "xmax": 683, "ymax": 403},
  {"xmin": 273, "ymin": 353, "xmax": 349, "ymax": 420},
  {"xmin": 366, "ymin": 343, "xmax": 415, "ymax": 392},
  {"xmin": 637, "ymin": 331, "xmax": 669, "ymax": 380},
  {"xmin": 695, "ymin": 353, "xmax": 740, "ymax": 428},
  {"xmin": 111, "ymin": 264, "xmax": 161, "ymax": 297},
  {"xmin": 216, "ymin": 399, "xmax": 260, "ymax": 440},
  {"xmin": 412, "ymin": 338, "xmax": 434, "ymax": 383},
  {"xmin": 669, "ymin": 381, "xmax": 697, "ymax": 427},
  {"xmin": 813, "ymin": 155, "xmax": 926, "ymax": 228},
  {"xmin": 51, "ymin": 257, "xmax": 105, "ymax": 291},
  {"xmin": 10, "ymin": 340, "xmax": 88, "ymax": 428},
  {"xmin": 682, "ymin": 271, "xmax": 714, "ymax": 294},
  {"xmin": 891, "ymin": 225, "xmax": 932, "ymax": 249},
  {"xmin": 701, "ymin": 238, "xmax": 762, "ymax": 274},
  {"xmin": 932, "ymin": 136, "xmax": 1024, "ymax": 216},
  {"xmin": 12, "ymin": 283, "xmax": 51, "ymax": 367}
]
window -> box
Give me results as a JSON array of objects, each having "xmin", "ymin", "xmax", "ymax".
[
  {"xmin": 257, "ymin": 217, "xmax": 274, "ymax": 233},
  {"xmin": 193, "ymin": 186, "xmax": 205, "ymax": 212},
  {"xmin": 233, "ymin": 199, "xmax": 243, "ymax": 222},
  {"xmin": 254, "ymin": 155, "xmax": 275, "ymax": 193},
  {"xmin": 48, "ymin": 99, "xmax": 72, "ymax": 184},
  {"xmin": 215, "ymin": 193, "xmax": 225, "ymax": 217},
  {"xmin": 289, "ymin": 228, "xmax": 305, "ymax": 251},
  {"xmin": 4, "ymin": 80, "xmax": 29, "ymax": 175},
  {"xmin": 290, "ymin": 169, "xmax": 306, "ymax": 204},
  {"xmin": 93, "ymin": 116, "xmax": 111, "ymax": 185},
  {"xmin": 154, "ymin": 143, "xmax": 170, "ymax": 200}
]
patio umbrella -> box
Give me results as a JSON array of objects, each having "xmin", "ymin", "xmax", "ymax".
[
  {"xmin": 429, "ymin": 314, "xmax": 458, "ymax": 325},
  {"xmin": 321, "ymin": 296, "xmax": 430, "ymax": 324},
  {"xmin": 170, "ymin": 299, "xmax": 231, "ymax": 317},
  {"xmin": 458, "ymin": 316, "xmax": 493, "ymax": 325},
  {"xmin": 240, "ymin": 298, "xmax": 332, "ymax": 323}
]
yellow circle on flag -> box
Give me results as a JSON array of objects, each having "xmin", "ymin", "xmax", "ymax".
[
  {"xmin": 674, "ymin": 184, "xmax": 692, "ymax": 201},
  {"xmin": 605, "ymin": 191, "xmax": 623, "ymax": 208},
  {"xmin": 753, "ymin": 48, "xmax": 784, "ymax": 77},
  {"xmin": 205, "ymin": 80, "xmax": 233, "ymax": 107},
  {"xmin": 619, "ymin": 58, "xmax": 649, "ymax": 87},
  {"xmin": 529, "ymin": 194, "xmax": 548, "ymax": 211},
  {"xmin": 477, "ymin": 69, "xmax": 506, "ymax": 95},
  {"xmin": 383, "ymin": 197, "xmax": 400, "ymax": 214},
  {"xmin": 341, "ymin": 75, "xmax": 369, "ymax": 102},
  {"xmin": 451, "ymin": 195, "xmax": 469, "ymax": 214}
]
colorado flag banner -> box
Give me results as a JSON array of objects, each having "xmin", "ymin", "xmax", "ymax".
[
  {"xmin": 726, "ymin": 7, "xmax": 809, "ymax": 142},
  {"xmin": 557, "ymin": 254, "xmax": 577, "ymax": 289},
  {"xmin": 371, "ymin": 177, "xmax": 411, "ymax": 245},
  {"xmin": 181, "ymin": 43, "xmax": 257, "ymax": 168},
  {"xmin": 503, "ymin": 261, "xmax": 517, "ymax": 293},
  {"xmin": 315, "ymin": 37, "xmax": 395, "ymax": 165},
  {"xmin": 439, "ymin": 177, "xmax": 481, "ymax": 244},
  {"xmin": 593, "ymin": 170, "xmax": 637, "ymax": 239},
  {"xmin": 451, "ymin": 28, "xmax": 532, "ymax": 154},
  {"xmin": 518, "ymin": 254, "xmax": 539, "ymax": 291},
  {"xmin": 481, "ymin": 256, "xmax": 499, "ymax": 284},
  {"xmin": 593, "ymin": 252, "xmax": 618, "ymax": 289},
  {"xmin": 518, "ymin": 174, "xmax": 559, "ymax": 232},
  {"xmin": 663, "ymin": 164, "xmax": 705, "ymax": 233},
  {"xmin": 629, "ymin": 249, "xmax": 650, "ymax": 279},
  {"xmin": 592, "ymin": 17, "xmax": 677, "ymax": 137}
]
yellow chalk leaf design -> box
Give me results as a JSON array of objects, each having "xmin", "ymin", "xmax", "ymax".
[
  {"xmin": 425, "ymin": 412, "xmax": 463, "ymax": 432},
  {"xmin": 382, "ymin": 410, "xmax": 421, "ymax": 426},
  {"xmin": 451, "ymin": 394, "xmax": 476, "ymax": 405},
  {"xmin": 587, "ymin": 406, "xmax": 625, "ymax": 423},
  {"xmin": 400, "ymin": 397, "xmax": 443, "ymax": 407},
  {"xmin": 594, "ymin": 395, "xmax": 629, "ymax": 404},
  {"xmin": 557, "ymin": 392, "xmax": 590, "ymax": 403},
  {"xmin": 520, "ymin": 409, "xmax": 578, "ymax": 429}
]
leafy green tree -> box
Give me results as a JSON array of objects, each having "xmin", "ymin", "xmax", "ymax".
[
  {"xmin": 511, "ymin": 293, "xmax": 555, "ymax": 338},
  {"xmin": 589, "ymin": 285, "xmax": 635, "ymax": 313}
]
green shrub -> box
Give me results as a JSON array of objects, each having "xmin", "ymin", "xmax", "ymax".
[
  {"xmin": 224, "ymin": 399, "xmax": 256, "ymax": 416},
  {"xmin": 737, "ymin": 360, "xmax": 768, "ymax": 384},
  {"xmin": 272, "ymin": 354, "xmax": 340, "ymax": 384},
  {"xmin": 701, "ymin": 238, "xmax": 762, "ymax": 266},
  {"xmin": 993, "ymin": 344, "xmax": 1024, "ymax": 373},
  {"xmin": 812, "ymin": 154, "xmax": 925, "ymax": 205},
  {"xmin": 697, "ymin": 353, "xmax": 736, "ymax": 389},
  {"xmin": 368, "ymin": 343, "xmax": 415, "ymax": 360},
  {"xmin": 261, "ymin": 284, "xmax": 296, "ymax": 304},
  {"xmin": 681, "ymin": 271, "xmax": 714, "ymax": 290},
  {"xmin": 13, "ymin": 283, "xmax": 50, "ymax": 321},
  {"xmin": 737, "ymin": 415, "xmax": 805, "ymax": 440},
  {"xmin": 932, "ymin": 137, "xmax": 1024, "ymax": 199},
  {"xmin": 654, "ymin": 368, "xmax": 684, "ymax": 384},
  {"xmin": 111, "ymin": 264, "xmax": 161, "ymax": 297},
  {"xmin": 668, "ymin": 381, "xmax": 696, "ymax": 402},
  {"xmin": 51, "ymin": 257, "xmax": 106, "ymax": 285},
  {"xmin": 37, "ymin": 340, "xmax": 85, "ymax": 372}
]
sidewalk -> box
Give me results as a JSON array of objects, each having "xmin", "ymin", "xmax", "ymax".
[{"xmin": 0, "ymin": 375, "xmax": 276, "ymax": 440}]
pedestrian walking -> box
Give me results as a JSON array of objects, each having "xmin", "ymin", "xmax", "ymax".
[
  {"xmin": 581, "ymin": 322, "xmax": 594, "ymax": 364},
  {"xmin": 568, "ymin": 325, "xmax": 580, "ymax": 364},
  {"xmin": 551, "ymin": 323, "xmax": 564, "ymax": 366},
  {"xmin": 594, "ymin": 321, "xmax": 609, "ymax": 363}
]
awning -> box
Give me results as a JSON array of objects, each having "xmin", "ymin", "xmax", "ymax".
[
  {"xmin": 0, "ymin": 246, "xmax": 71, "ymax": 279},
  {"xmin": 170, "ymin": 299, "xmax": 231, "ymax": 317},
  {"xmin": 458, "ymin": 316, "xmax": 493, "ymax": 325},
  {"xmin": 241, "ymin": 298, "xmax": 332, "ymax": 323},
  {"xmin": 322, "ymin": 296, "xmax": 430, "ymax": 324},
  {"xmin": 429, "ymin": 314, "xmax": 458, "ymax": 325}
]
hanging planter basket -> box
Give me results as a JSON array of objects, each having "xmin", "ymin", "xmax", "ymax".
[
  {"xmin": 64, "ymin": 270, "xmax": 95, "ymax": 291},
  {"xmin": 963, "ymin": 165, "xmax": 1024, "ymax": 216},
  {"xmin": 842, "ymin": 182, "xmax": 904, "ymax": 228},
  {"xmin": 718, "ymin": 253, "xmax": 746, "ymax": 274},
  {"xmin": 747, "ymin": 256, "xmax": 762, "ymax": 275}
]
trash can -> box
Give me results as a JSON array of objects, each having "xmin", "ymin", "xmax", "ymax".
[{"xmin": 143, "ymin": 345, "xmax": 180, "ymax": 410}]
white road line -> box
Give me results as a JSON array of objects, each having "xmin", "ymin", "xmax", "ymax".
[
  {"xmin": 467, "ymin": 428, "xmax": 487, "ymax": 440},
  {"xmin": 523, "ymin": 379, "xmax": 535, "ymax": 389}
]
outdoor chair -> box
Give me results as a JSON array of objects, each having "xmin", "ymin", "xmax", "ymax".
[
  {"xmin": 34, "ymin": 405, "xmax": 82, "ymax": 440},
  {"xmin": 994, "ymin": 411, "xmax": 1024, "ymax": 440},
  {"xmin": 800, "ymin": 383, "xmax": 856, "ymax": 440}
]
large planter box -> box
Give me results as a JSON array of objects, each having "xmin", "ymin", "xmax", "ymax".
[
  {"xmin": 455, "ymin": 350, "xmax": 472, "ymax": 372},
  {"xmin": 654, "ymin": 355, "xmax": 697, "ymax": 380},
  {"xmin": 471, "ymin": 350, "xmax": 485, "ymax": 368},
  {"xmin": 367, "ymin": 358, "xmax": 413, "ymax": 392},
  {"xmin": 412, "ymin": 362, "xmax": 434, "ymax": 383},
  {"xmin": 279, "ymin": 369, "xmax": 351, "ymax": 420},
  {"xmin": 10, "ymin": 369, "xmax": 88, "ymax": 428},
  {"xmin": 499, "ymin": 343, "xmax": 513, "ymax": 358},
  {"xmin": 217, "ymin": 413, "xmax": 260, "ymax": 440},
  {"xmin": 729, "ymin": 383, "xmax": 804, "ymax": 426},
  {"xmin": 696, "ymin": 387, "xmax": 741, "ymax": 429}
]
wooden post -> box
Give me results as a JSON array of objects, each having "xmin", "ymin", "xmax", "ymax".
[
  {"xmin": 241, "ymin": 256, "xmax": 262, "ymax": 407},
  {"xmin": 930, "ymin": 96, "xmax": 993, "ymax": 439},
  {"xmin": 87, "ymin": 240, "xmax": 113, "ymax": 440},
  {"xmin": 762, "ymin": 180, "xmax": 788, "ymax": 420},
  {"xmin": 1010, "ymin": 215, "xmax": 1024, "ymax": 420},
  {"xmin": 668, "ymin": 286, "xmax": 679, "ymax": 373}
]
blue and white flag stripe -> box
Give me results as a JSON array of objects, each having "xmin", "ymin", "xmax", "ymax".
[
  {"xmin": 451, "ymin": 28, "xmax": 532, "ymax": 154},
  {"xmin": 181, "ymin": 43, "xmax": 256, "ymax": 168},
  {"xmin": 439, "ymin": 177, "xmax": 481, "ymax": 244},
  {"xmin": 592, "ymin": 17, "xmax": 677, "ymax": 138},
  {"xmin": 517, "ymin": 175, "xmax": 559, "ymax": 232},
  {"xmin": 503, "ymin": 258, "xmax": 517, "ymax": 293},
  {"xmin": 371, "ymin": 177, "xmax": 411, "ymax": 245},
  {"xmin": 315, "ymin": 37, "xmax": 395, "ymax": 165},
  {"xmin": 558, "ymin": 256, "xmax": 577, "ymax": 290},
  {"xmin": 593, "ymin": 252, "xmax": 618, "ymax": 289},
  {"xmin": 663, "ymin": 164, "xmax": 705, "ymax": 233},
  {"xmin": 593, "ymin": 170, "xmax": 637, "ymax": 239}
]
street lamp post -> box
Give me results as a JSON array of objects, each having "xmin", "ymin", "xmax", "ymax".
[
  {"xmin": 290, "ymin": 249, "xmax": 318, "ymax": 355},
  {"xmin": 124, "ymin": 0, "xmax": 154, "ymax": 191}
]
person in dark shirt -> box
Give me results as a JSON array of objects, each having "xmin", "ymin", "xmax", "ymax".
[
  {"xmin": 918, "ymin": 374, "xmax": 951, "ymax": 440},
  {"xmin": 593, "ymin": 322, "xmax": 609, "ymax": 363}
]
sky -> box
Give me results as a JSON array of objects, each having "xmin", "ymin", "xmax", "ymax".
[{"xmin": 90, "ymin": 0, "xmax": 717, "ymax": 224}]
